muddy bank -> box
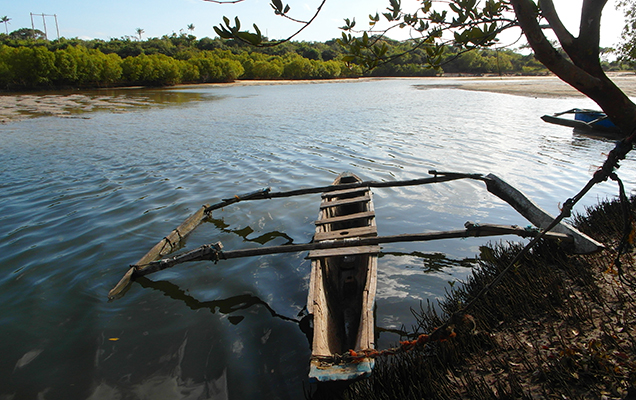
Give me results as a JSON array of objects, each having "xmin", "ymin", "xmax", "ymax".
[{"xmin": 2, "ymin": 74, "xmax": 635, "ymax": 123}]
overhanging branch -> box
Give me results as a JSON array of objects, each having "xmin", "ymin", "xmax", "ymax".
[{"xmin": 538, "ymin": 0, "xmax": 574, "ymax": 45}]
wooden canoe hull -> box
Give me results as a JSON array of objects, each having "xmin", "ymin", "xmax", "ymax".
[
  {"xmin": 306, "ymin": 172, "xmax": 378, "ymax": 382},
  {"xmin": 309, "ymin": 358, "xmax": 375, "ymax": 382}
]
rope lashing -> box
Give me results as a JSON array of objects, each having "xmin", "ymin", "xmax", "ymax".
[
  {"xmin": 326, "ymin": 318, "xmax": 468, "ymax": 364},
  {"xmin": 160, "ymin": 236, "xmax": 174, "ymax": 253},
  {"xmin": 203, "ymin": 242, "xmax": 225, "ymax": 263}
]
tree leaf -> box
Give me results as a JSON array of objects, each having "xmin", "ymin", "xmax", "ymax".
[{"xmin": 271, "ymin": 0, "xmax": 283, "ymax": 12}]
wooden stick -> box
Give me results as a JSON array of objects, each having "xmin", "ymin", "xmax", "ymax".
[
  {"xmin": 131, "ymin": 223, "xmax": 572, "ymax": 278},
  {"xmin": 109, "ymin": 173, "xmax": 485, "ymax": 299},
  {"xmin": 483, "ymin": 174, "xmax": 604, "ymax": 254},
  {"xmin": 108, "ymin": 170, "xmax": 603, "ymax": 299},
  {"xmin": 107, "ymin": 204, "xmax": 209, "ymax": 299},
  {"xmin": 203, "ymin": 172, "xmax": 487, "ymax": 214}
]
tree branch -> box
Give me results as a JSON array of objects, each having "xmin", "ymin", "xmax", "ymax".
[
  {"xmin": 215, "ymin": 0, "xmax": 326, "ymax": 47},
  {"xmin": 510, "ymin": 0, "xmax": 586, "ymax": 79},
  {"xmin": 538, "ymin": 0, "xmax": 574, "ymax": 45},
  {"xmin": 511, "ymin": 0, "xmax": 636, "ymax": 135},
  {"xmin": 578, "ymin": 0, "xmax": 606, "ymax": 57}
]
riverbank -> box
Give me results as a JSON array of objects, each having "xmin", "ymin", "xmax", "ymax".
[
  {"xmin": 2, "ymin": 74, "xmax": 635, "ymax": 124},
  {"xmin": 333, "ymin": 196, "xmax": 636, "ymax": 400},
  {"xmin": 411, "ymin": 72, "xmax": 636, "ymax": 98}
]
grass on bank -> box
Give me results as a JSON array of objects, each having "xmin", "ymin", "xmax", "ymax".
[{"xmin": 313, "ymin": 195, "xmax": 636, "ymax": 399}]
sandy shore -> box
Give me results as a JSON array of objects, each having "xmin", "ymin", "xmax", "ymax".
[
  {"xmin": 1, "ymin": 73, "xmax": 635, "ymax": 124},
  {"xmin": 412, "ymin": 72, "xmax": 636, "ymax": 98}
]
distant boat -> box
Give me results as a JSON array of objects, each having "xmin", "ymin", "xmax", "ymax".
[{"xmin": 541, "ymin": 108, "xmax": 621, "ymax": 134}]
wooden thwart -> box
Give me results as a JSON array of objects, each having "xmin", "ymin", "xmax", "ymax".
[
  {"xmin": 314, "ymin": 211, "xmax": 375, "ymax": 226},
  {"xmin": 313, "ymin": 226, "xmax": 378, "ymax": 241},
  {"xmin": 321, "ymin": 186, "xmax": 370, "ymax": 198},
  {"xmin": 319, "ymin": 193, "xmax": 370, "ymax": 209},
  {"xmin": 308, "ymin": 245, "xmax": 380, "ymax": 259}
]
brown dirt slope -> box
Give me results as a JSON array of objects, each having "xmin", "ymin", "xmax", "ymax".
[{"xmin": 326, "ymin": 196, "xmax": 636, "ymax": 400}]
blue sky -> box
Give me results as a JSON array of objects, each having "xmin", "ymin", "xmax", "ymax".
[{"xmin": 1, "ymin": 0, "xmax": 625, "ymax": 48}]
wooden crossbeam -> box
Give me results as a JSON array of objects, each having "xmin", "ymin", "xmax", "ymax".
[
  {"xmin": 308, "ymin": 245, "xmax": 381, "ymax": 259},
  {"xmin": 313, "ymin": 226, "xmax": 378, "ymax": 241},
  {"xmin": 314, "ymin": 211, "xmax": 375, "ymax": 226},
  {"xmin": 320, "ymin": 193, "xmax": 371, "ymax": 209},
  {"xmin": 321, "ymin": 187, "xmax": 370, "ymax": 198}
]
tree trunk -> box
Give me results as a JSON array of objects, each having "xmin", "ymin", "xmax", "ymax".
[{"xmin": 510, "ymin": 0, "xmax": 636, "ymax": 136}]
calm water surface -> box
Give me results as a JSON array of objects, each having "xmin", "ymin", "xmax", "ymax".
[{"xmin": 1, "ymin": 79, "xmax": 635, "ymax": 399}]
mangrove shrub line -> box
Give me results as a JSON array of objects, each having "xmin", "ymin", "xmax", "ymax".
[{"xmin": 0, "ymin": 44, "xmax": 361, "ymax": 90}]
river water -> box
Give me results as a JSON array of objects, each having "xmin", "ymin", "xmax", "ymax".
[{"xmin": 1, "ymin": 78, "xmax": 634, "ymax": 399}]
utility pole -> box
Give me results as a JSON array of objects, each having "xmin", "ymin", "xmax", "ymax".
[{"xmin": 30, "ymin": 13, "xmax": 60, "ymax": 40}]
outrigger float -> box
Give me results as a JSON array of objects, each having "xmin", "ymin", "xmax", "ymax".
[
  {"xmin": 108, "ymin": 170, "xmax": 603, "ymax": 383},
  {"xmin": 541, "ymin": 108, "xmax": 620, "ymax": 135}
]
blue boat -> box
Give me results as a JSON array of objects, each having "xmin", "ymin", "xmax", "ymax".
[{"xmin": 541, "ymin": 108, "xmax": 621, "ymax": 134}]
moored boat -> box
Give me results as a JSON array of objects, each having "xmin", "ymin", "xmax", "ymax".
[
  {"xmin": 541, "ymin": 108, "xmax": 620, "ymax": 134},
  {"xmin": 306, "ymin": 172, "xmax": 379, "ymax": 382},
  {"xmin": 108, "ymin": 170, "xmax": 605, "ymax": 383}
]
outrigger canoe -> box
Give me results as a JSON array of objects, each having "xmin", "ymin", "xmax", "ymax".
[
  {"xmin": 108, "ymin": 171, "xmax": 605, "ymax": 383},
  {"xmin": 306, "ymin": 172, "xmax": 378, "ymax": 382},
  {"xmin": 541, "ymin": 108, "xmax": 620, "ymax": 134}
]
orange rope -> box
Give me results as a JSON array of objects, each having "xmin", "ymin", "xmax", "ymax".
[{"xmin": 346, "ymin": 324, "xmax": 458, "ymax": 362}]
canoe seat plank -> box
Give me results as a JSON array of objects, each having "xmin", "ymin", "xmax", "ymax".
[
  {"xmin": 320, "ymin": 194, "xmax": 370, "ymax": 209},
  {"xmin": 313, "ymin": 226, "xmax": 377, "ymax": 241},
  {"xmin": 322, "ymin": 187, "xmax": 369, "ymax": 198},
  {"xmin": 308, "ymin": 245, "xmax": 380, "ymax": 259},
  {"xmin": 315, "ymin": 211, "xmax": 375, "ymax": 226}
]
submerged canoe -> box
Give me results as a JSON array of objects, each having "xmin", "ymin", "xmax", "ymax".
[{"xmin": 306, "ymin": 172, "xmax": 379, "ymax": 382}]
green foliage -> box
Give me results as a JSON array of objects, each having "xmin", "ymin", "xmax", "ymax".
[
  {"xmin": 122, "ymin": 53, "xmax": 183, "ymax": 86},
  {"xmin": 2, "ymin": 45, "xmax": 55, "ymax": 87},
  {"xmin": 618, "ymin": 0, "xmax": 636, "ymax": 67},
  {"xmin": 441, "ymin": 47, "xmax": 521, "ymax": 75},
  {"xmin": 52, "ymin": 46, "xmax": 123, "ymax": 86},
  {"xmin": 0, "ymin": 28, "xmax": 550, "ymax": 91},
  {"xmin": 10, "ymin": 28, "xmax": 46, "ymax": 41},
  {"xmin": 188, "ymin": 50, "xmax": 244, "ymax": 82},
  {"xmin": 282, "ymin": 54, "xmax": 314, "ymax": 79}
]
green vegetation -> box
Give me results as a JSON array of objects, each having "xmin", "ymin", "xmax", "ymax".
[{"xmin": 0, "ymin": 30, "xmax": 554, "ymax": 91}]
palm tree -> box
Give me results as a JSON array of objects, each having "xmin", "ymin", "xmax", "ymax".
[
  {"xmin": 0, "ymin": 16, "xmax": 10, "ymax": 35},
  {"xmin": 187, "ymin": 23, "xmax": 195, "ymax": 33},
  {"xmin": 135, "ymin": 27, "xmax": 144, "ymax": 41}
]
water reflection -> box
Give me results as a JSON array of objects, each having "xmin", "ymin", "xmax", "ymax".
[
  {"xmin": 136, "ymin": 276, "xmax": 302, "ymax": 326},
  {"xmin": 571, "ymin": 128, "xmax": 624, "ymax": 144},
  {"xmin": 204, "ymin": 215, "xmax": 295, "ymax": 245},
  {"xmin": 380, "ymin": 251, "xmax": 479, "ymax": 273},
  {"xmin": 1, "ymin": 88, "xmax": 222, "ymax": 122}
]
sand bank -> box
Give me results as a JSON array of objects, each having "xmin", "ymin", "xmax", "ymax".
[{"xmin": 1, "ymin": 74, "xmax": 635, "ymax": 123}]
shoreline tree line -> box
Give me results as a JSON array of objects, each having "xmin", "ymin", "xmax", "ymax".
[{"xmin": 0, "ymin": 28, "xmax": 623, "ymax": 91}]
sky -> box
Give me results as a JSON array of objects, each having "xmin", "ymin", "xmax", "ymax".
[{"xmin": 1, "ymin": 0, "xmax": 626, "ymax": 49}]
